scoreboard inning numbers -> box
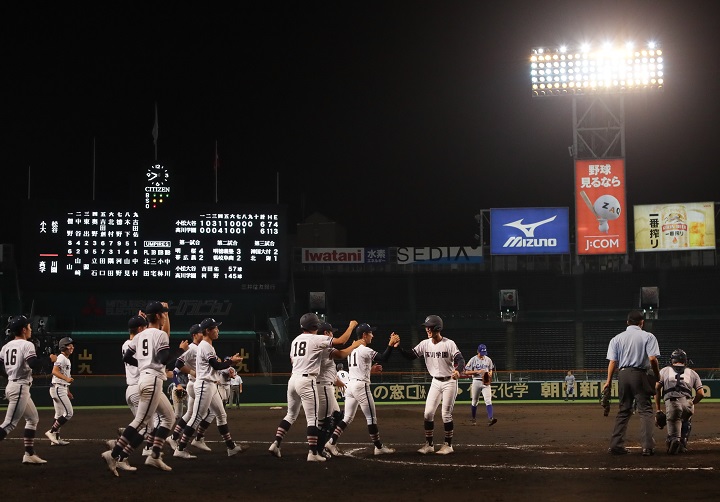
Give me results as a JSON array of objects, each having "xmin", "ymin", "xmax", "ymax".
[{"xmin": 27, "ymin": 202, "xmax": 287, "ymax": 291}]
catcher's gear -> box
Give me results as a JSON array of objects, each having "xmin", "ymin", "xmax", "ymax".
[
  {"xmin": 655, "ymin": 410, "xmax": 667, "ymax": 429},
  {"xmin": 671, "ymin": 348, "xmax": 687, "ymax": 365},
  {"xmin": 58, "ymin": 337, "xmax": 74, "ymax": 352},
  {"xmin": 600, "ymin": 385, "xmax": 611, "ymax": 416},
  {"xmin": 482, "ymin": 371, "xmax": 491, "ymax": 385},
  {"xmin": 299, "ymin": 313, "xmax": 321, "ymax": 331},
  {"xmin": 421, "ymin": 315, "xmax": 443, "ymax": 332}
]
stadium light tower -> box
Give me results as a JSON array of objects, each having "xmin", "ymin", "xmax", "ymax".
[{"xmin": 530, "ymin": 41, "xmax": 664, "ymax": 260}]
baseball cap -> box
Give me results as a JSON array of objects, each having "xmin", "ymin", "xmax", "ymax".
[
  {"xmin": 355, "ymin": 323, "xmax": 377, "ymax": 337},
  {"xmin": 7, "ymin": 315, "xmax": 30, "ymax": 332},
  {"xmin": 478, "ymin": 344, "xmax": 488, "ymax": 355},
  {"xmin": 128, "ymin": 315, "xmax": 149, "ymax": 330},
  {"xmin": 318, "ymin": 321, "xmax": 338, "ymax": 334},
  {"xmin": 189, "ymin": 323, "xmax": 202, "ymax": 335},
  {"xmin": 145, "ymin": 301, "xmax": 169, "ymax": 315},
  {"xmin": 200, "ymin": 318, "xmax": 223, "ymax": 330}
]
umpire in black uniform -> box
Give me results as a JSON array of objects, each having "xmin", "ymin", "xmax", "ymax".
[{"xmin": 603, "ymin": 310, "xmax": 661, "ymax": 456}]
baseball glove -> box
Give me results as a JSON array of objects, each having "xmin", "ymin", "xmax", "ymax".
[
  {"xmin": 600, "ymin": 385, "xmax": 611, "ymax": 416},
  {"xmin": 655, "ymin": 410, "xmax": 667, "ymax": 429},
  {"xmin": 482, "ymin": 371, "xmax": 491, "ymax": 385}
]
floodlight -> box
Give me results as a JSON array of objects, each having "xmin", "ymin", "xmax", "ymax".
[{"xmin": 530, "ymin": 42, "xmax": 664, "ymax": 97}]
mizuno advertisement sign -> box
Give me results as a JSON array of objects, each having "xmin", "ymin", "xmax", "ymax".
[{"xmin": 490, "ymin": 208, "xmax": 570, "ymax": 255}]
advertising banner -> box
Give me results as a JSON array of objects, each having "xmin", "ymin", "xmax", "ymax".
[
  {"xmin": 634, "ymin": 201, "xmax": 716, "ymax": 252},
  {"xmin": 490, "ymin": 208, "xmax": 570, "ymax": 255},
  {"xmin": 575, "ymin": 159, "xmax": 627, "ymax": 255},
  {"xmin": 395, "ymin": 246, "xmax": 483, "ymax": 264}
]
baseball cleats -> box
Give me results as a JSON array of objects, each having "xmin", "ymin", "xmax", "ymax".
[
  {"xmin": 45, "ymin": 430, "xmax": 60, "ymax": 445},
  {"xmin": 145, "ymin": 454, "xmax": 172, "ymax": 471},
  {"xmin": 307, "ymin": 450, "xmax": 327, "ymax": 462},
  {"xmin": 374, "ymin": 445, "xmax": 395, "ymax": 455},
  {"xmin": 417, "ymin": 443, "xmax": 435, "ymax": 454},
  {"xmin": 173, "ymin": 448, "xmax": 197, "ymax": 459},
  {"xmin": 227, "ymin": 444, "xmax": 249, "ymax": 457},
  {"xmin": 22, "ymin": 454, "xmax": 47, "ymax": 465},
  {"xmin": 470, "ymin": 418, "xmax": 476, "ymax": 426},
  {"xmin": 324, "ymin": 443, "xmax": 343, "ymax": 457},
  {"xmin": 268, "ymin": 441, "xmax": 282, "ymax": 458},
  {"xmin": 642, "ymin": 448, "xmax": 655, "ymax": 456},
  {"xmin": 116, "ymin": 459, "xmax": 137, "ymax": 471},
  {"xmin": 191, "ymin": 437, "xmax": 212, "ymax": 451},
  {"xmin": 436, "ymin": 443, "xmax": 454, "ymax": 455},
  {"xmin": 105, "ymin": 439, "xmax": 117, "ymax": 450},
  {"xmin": 668, "ymin": 439, "xmax": 682, "ymax": 455},
  {"xmin": 488, "ymin": 418, "xmax": 498, "ymax": 426},
  {"xmin": 101, "ymin": 450, "xmax": 119, "ymax": 476},
  {"xmin": 165, "ymin": 437, "xmax": 178, "ymax": 450},
  {"xmin": 141, "ymin": 446, "xmax": 153, "ymax": 456},
  {"xmin": 608, "ymin": 447, "xmax": 629, "ymax": 455}
]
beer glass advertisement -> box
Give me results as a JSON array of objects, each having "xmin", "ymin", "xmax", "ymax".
[
  {"xmin": 633, "ymin": 201, "xmax": 716, "ymax": 252},
  {"xmin": 574, "ymin": 159, "xmax": 627, "ymax": 255}
]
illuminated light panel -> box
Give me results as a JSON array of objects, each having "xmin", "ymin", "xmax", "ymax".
[{"xmin": 529, "ymin": 42, "xmax": 664, "ymax": 97}]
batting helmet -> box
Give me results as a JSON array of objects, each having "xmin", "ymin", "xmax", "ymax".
[
  {"xmin": 421, "ymin": 315, "xmax": 443, "ymax": 332},
  {"xmin": 300, "ymin": 312, "xmax": 321, "ymax": 331},
  {"xmin": 670, "ymin": 348, "xmax": 687, "ymax": 365},
  {"xmin": 59, "ymin": 337, "xmax": 74, "ymax": 351}
]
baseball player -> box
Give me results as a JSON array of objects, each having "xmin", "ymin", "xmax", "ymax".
[
  {"xmin": 654, "ymin": 349, "xmax": 704, "ymax": 454},
  {"xmin": 103, "ymin": 301, "xmax": 175, "ymax": 476},
  {"xmin": 173, "ymin": 318, "xmax": 246, "ymax": 459},
  {"xmin": 219, "ymin": 360, "xmax": 233, "ymax": 407},
  {"xmin": 464, "ymin": 344, "xmax": 497, "ymax": 426},
  {"xmin": 336, "ymin": 363, "xmax": 350, "ymax": 398},
  {"xmin": 325, "ymin": 323, "xmax": 398, "ymax": 456},
  {"xmin": 267, "ymin": 313, "xmax": 362, "ymax": 462},
  {"xmin": 0, "ymin": 315, "xmax": 57, "ymax": 464},
  {"xmin": 45, "ymin": 337, "xmax": 76, "ymax": 446},
  {"xmin": 169, "ymin": 366, "xmax": 189, "ymax": 422},
  {"xmin": 229, "ymin": 368, "xmax": 243, "ymax": 408},
  {"xmin": 397, "ymin": 315, "xmax": 465, "ymax": 455},
  {"xmin": 315, "ymin": 320, "xmax": 357, "ymax": 456},
  {"xmin": 564, "ymin": 370, "xmax": 576, "ymax": 401},
  {"xmin": 169, "ymin": 324, "xmax": 215, "ymax": 452}
]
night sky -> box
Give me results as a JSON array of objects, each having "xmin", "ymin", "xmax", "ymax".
[{"xmin": 4, "ymin": 1, "xmax": 719, "ymax": 248}]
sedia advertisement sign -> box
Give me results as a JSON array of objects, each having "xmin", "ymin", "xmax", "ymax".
[
  {"xmin": 634, "ymin": 201, "xmax": 716, "ymax": 252},
  {"xmin": 490, "ymin": 208, "xmax": 569, "ymax": 255},
  {"xmin": 575, "ymin": 159, "xmax": 627, "ymax": 255}
]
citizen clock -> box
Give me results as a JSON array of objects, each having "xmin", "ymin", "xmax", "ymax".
[{"xmin": 144, "ymin": 163, "xmax": 171, "ymax": 209}]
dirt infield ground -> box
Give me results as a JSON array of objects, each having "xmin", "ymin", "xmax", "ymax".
[{"xmin": 1, "ymin": 403, "xmax": 719, "ymax": 501}]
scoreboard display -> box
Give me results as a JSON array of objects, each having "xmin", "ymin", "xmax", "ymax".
[{"xmin": 24, "ymin": 202, "xmax": 287, "ymax": 291}]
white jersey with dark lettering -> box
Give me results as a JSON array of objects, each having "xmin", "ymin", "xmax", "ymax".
[
  {"xmin": 51, "ymin": 353, "xmax": 72, "ymax": 385},
  {"xmin": 412, "ymin": 337, "xmax": 461, "ymax": 378},
  {"xmin": 177, "ymin": 343, "xmax": 198, "ymax": 381},
  {"xmin": 123, "ymin": 339, "xmax": 140, "ymax": 386},
  {"xmin": 317, "ymin": 348, "xmax": 340, "ymax": 385},
  {"xmin": 347, "ymin": 345, "xmax": 377, "ymax": 382},
  {"xmin": 0, "ymin": 339, "xmax": 36, "ymax": 384},
  {"xmin": 289, "ymin": 333, "xmax": 334, "ymax": 376},
  {"xmin": 126, "ymin": 327, "xmax": 169, "ymax": 380},
  {"xmin": 196, "ymin": 339, "xmax": 222, "ymax": 382}
]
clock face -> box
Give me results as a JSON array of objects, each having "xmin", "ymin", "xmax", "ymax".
[{"xmin": 147, "ymin": 164, "xmax": 169, "ymax": 187}]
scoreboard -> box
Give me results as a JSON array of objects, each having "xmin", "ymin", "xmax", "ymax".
[{"xmin": 24, "ymin": 202, "xmax": 288, "ymax": 292}]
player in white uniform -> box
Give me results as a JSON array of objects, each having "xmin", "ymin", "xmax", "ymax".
[
  {"xmin": 169, "ymin": 324, "xmax": 214, "ymax": 452},
  {"xmin": 325, "ymin": 323, "xmax": 398, "ymax": 456},
  {"xmin": 315, "ymin": 320, "xmax": 357, "ymax": 456},
  {"xmin": 564, "ymin": 370, "xmax": 576, "ymax": 401},
  {"xmin": 268, "ymin": 313, "xmax": 363, "ymax": 462},
  {"xmin": 398, "ymin": 315, "xmax": 465, "ymax": 455},
  {"xmin": 45, "ymin": 337, "xmax": 75, "ymax": 445},
  {"xmin": 0, "ymin": 315, "xmax": 57, "ymax": 464},
  {"xmin": 655, "ymin": 349, "xmax": 704, "ymax": 454},
  {"xmin": 103, "ymin": 301, "xmax": 175, "ymax": 476},
  {"xmin": 174, "ymin": 318, "xmax": 246, "ymax": 458},
  {"xmin": 464, "ymin": 344, "xmax": 497, "ymax": 426}
]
